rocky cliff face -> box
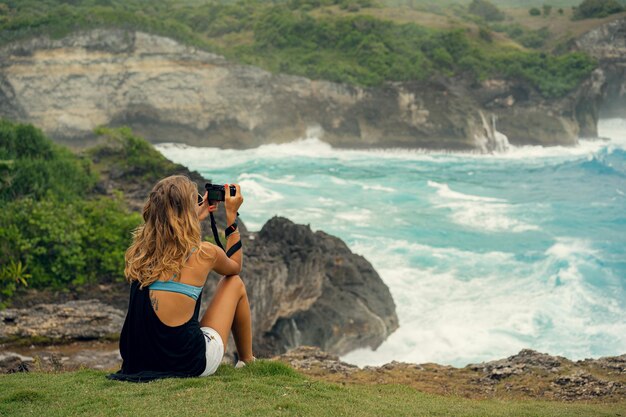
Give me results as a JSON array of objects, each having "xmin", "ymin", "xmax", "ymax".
[
  {"xmin": 573, "ymin": 16, "xmax": 626, "ymax": 121},
  {"xmin": 203, "ymin": 217, "xmax": 399, "ymax": 357},
  {"xmin": 0, "ymin": 28, "xmax": 610, "ymax": 151}
]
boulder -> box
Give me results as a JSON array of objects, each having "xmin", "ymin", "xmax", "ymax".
[
  {"xmin": 0, "ymin": 300, "xmax": 124, "ymax": 342},
  {"xmin": 202, "ymin": 217, "xmax": 399, "ymax": 357}
]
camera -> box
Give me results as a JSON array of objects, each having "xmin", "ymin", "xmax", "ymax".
[{"xmin": 205, "ymin": 183, "xmax": 237, "ymax": 202}]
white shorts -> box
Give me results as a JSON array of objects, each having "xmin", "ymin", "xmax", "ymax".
[{"xmin": 199, "ymin": 326, "xmax": 224, "ymax": 376}]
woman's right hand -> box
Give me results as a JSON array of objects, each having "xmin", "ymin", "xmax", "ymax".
[{"xmin": 224, "ymin": 183, "xmax": 243, "ymax": 224}]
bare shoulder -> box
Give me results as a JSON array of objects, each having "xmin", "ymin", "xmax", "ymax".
[{"xmin": 198, "ymin": 241, "xmax": 218, "ymax": 264}]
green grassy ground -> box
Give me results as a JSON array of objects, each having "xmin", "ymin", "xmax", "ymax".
[{"xmin": 0, "ymin": 361, "xmax": 623, "ymax": 417}]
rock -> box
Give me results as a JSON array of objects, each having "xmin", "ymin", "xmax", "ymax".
[
  {"xmin": 202, "ymin": 217, "xmax": 399, "ymax": 357},
  {"xmin": 573, "ymin": 16, "xmax": 626, "ymax": 121},
  {"xmin": 468, "ymin": 349, "xmax": 566, "ymax": 380},
  {"xmin": 0, "ymin": 300, "xmax": 124, "ymax": 342},
  {"xmin": 578, "ymin": 353, "xmax": 626, "ymax": 375},
  {"xmin": 273, "ymin": 346, "xmax": 358, "ymax": 375},
  {"xmin": 552, "ymin": 371, "xmax": 621, "ymax": 401},
  {"xmin": 0, "ymin": 29, "xmax": 609, "ymax": 151},
  {"xmin": 0, "ymin": 352, "xmax": 32, "ymax": 373}
]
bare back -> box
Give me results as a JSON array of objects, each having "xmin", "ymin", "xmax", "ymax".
[{"xmin": 149, "ymin": 242, "xmax": 218, "ymax": 327}]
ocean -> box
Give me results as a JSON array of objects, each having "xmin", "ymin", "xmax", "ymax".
[{"xmin": 156, "ymin": 118, "xmax": 626, "ymax": 367}]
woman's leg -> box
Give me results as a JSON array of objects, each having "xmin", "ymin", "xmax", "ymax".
[{"xmin": 200, "ymin": 275, "xmax": 254, "ymax": 362}]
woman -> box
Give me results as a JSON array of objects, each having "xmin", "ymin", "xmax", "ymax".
[{"xmin": 109, "ymin": 175, "xmax": 254, "ymax": 382}]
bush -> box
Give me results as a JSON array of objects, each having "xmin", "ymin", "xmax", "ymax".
[
  {"xmin": 573, "ymin": 0, "xmax": 624, "ymax": 19},
  {"xmin": 0, "ymin": 195, "xmax": 140, "ymax": 290},
  {"xmin": 543, "ymin": 4, "xmax": 553, "ymax": 15},
  {"xmin": 479, "ymin": 26, "xmax": 493, "ymax": 42},
  {"xmin": 0, "ymin": 120, "xmax": 141, "ymax": 304},
  {"xmin": 0, "ymin": 120, "xmax": 97, "ymax": 203},
  {"xmin": 529, "ymin": 7, "xmax": 542, "ymax": 16},
  {"xmin": 91, "ymin": 126, "xmax": 179, "ymax": 182},
  {"xmin": 468, "ymin": 0, "xmax": 506, "ymax": 21}
]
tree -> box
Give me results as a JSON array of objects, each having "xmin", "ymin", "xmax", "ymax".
[
  {"xmin": 529, "ymin": 7, "xmax": 541, "ymax": 16},
  {"xmin": 468, "ymin": 0, "xmax": 506, "ymax": 21},
  {"xmin": 573, "ymin": 0, "xmax": 624, "ymax": 19},
  {"xmin": 543, "ymin": 4, "xmax": 553, "ymax": 15}
]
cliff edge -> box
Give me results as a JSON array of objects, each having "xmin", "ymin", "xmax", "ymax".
[{"xmin": 0, "ymin": 26, "xmax": 621, "ymax": 151}]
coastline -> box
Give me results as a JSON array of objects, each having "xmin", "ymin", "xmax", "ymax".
[{"xmin": 2, "ymin": 342, "xmax": 624, "ymax": 402}]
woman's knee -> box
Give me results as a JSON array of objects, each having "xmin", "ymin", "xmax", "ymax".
[{"xmin": 222, "ymin": 274, "xmax": 246, "ymax": 295}]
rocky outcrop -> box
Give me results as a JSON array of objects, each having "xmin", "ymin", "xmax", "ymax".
[
  {"xmin": 573, "ymin": 16, "xmax": 626, "ymax": 122},
  {"xmin": 0, "ymin": 300, "xmax": 124, "ymax": 342},
  {"xmin": 0, "ymin": 28, "xmax": 608, "ymax": 151},
  {"xmin": 275, "ymin": 346, "xmax": 626, "ymax": 402},
  {"xmin": 203, "ymin": 217, "xmax": 399, "ymax": 357}
]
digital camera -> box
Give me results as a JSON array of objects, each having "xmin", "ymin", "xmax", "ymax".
[{"xmin": 203, "ymin": 183, "xmax": 237, "ymax": 202}]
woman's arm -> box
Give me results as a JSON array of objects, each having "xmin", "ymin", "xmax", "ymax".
[
  {"xmin": 199, "ymin": 183, "xmax": 243, "ymax": 276},
  {"xmin": 222, "ymin": 183, "xmax": 243, "ymax": 274}
]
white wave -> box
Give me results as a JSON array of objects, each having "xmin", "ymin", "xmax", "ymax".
[
  {"xmin": 342, "ymin": 237, "xmax": 626, "ymax": 367},
  {"xmin": 329, "ymin": 176, "xmax": 396, "ymax": 193},
  {"xmin": 427, "ymin": 180, "xmax": 503, "ymax": 202},
  {"xmin": 335, "ymin": 208, "xmax": 373, "ymax": 226},
  {"xmin": 236, "ymin": 179, "xmax": 284, "ymax": 202},
  {"xmin": 362, "ymin": 184, "xmax": 396, "ymax": 192},
  {"xmin": 427, "ymin": 181, "xmax": 538, "ymax": 233},
  {"xmin": 598, "ymin": 118, "xmax": 626, "ymax": 149},
  {"xmin": 238, "ymin": 173, "xmax": 312, "ymax": 188},
  {"xmin": 156, "ymin": 118, "xmax": 626, "ymax": 173}
]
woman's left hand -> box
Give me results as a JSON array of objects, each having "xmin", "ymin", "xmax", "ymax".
[{"xmin": 196, "ymin": 191, "xmax": 218, "ymax": 221}]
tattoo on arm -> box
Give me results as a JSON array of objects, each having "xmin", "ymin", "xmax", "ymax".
[{"xmin": 150, "ymin": 294, "xmax": 159, "ymax": 311}]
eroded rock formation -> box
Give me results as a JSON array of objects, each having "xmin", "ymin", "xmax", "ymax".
[
  {"xmin": 573, "ymin": 16, "xmax": 626, "ymax": 122},
  {"xmin": 0, "ymin": 28, "xmax": 616, "ymax": 151},
  {"xmin": 203, "ymin": 217, "xmax": 399, "ymax": 357}
]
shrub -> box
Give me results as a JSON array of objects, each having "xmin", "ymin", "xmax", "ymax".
[
  {"xmin": 543, "ymin": 4, "xmax": 553, "ymax": 15},
  {"xmin": 529, "ymin": 7, "xmax": 542, "ymax": 16},
  {"xmin": 468, "ymin": 0, "xmax": 506, "ymax": 21},
  {"xmin": 479, "ymin": 26, "xmax": 493, "ymax": 42},
  {"xmin": 0, "ymin": 195, "xmax": 140, "ymax": 290},
  {"xmin": 0, "ymin": 120, "xmax": 97, "ymax": 203},
  {"xmin": 573, "ymin": 0, "xmax": 624, "ymax": 19},
  {"xmin": 0, "ymin": 120, "xmax": 141, "ymax": 303}
]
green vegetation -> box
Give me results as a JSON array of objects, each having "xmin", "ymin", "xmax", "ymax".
[
  {"xmin": 529, "ymin": 7, "xmax": 542, "ymax": 15},
  {"xmin": 467, "ymin": 0, "xmax": 505, "ymax": 21},
  {"xmin": 573, "ymin": 0, "xmax": 624, "ymax": 19},
  {"xmin": 0, "ymin": 0, "xmax": 600, "ymax": 98},
  {"xmin": 89, "ymin": 126, "xmax": 180, "ymax": 182},
  {"xmin": 0, "ymin": 120, "xmax": 141, "ymax": 306},
  {"xmin": 1, "ymin": 361, "xmax": 624, "ymax": 416},
  {"xmin": 491, "ymin": 22, "xmax": 551, "ymax": 48}
]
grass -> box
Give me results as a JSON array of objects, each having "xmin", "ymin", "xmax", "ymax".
[{"xmin": 0, "ymin": 361, "xmax": 624, "ymax": 417}]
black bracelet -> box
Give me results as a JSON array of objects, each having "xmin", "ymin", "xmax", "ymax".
[
  {"xmin": 226, "ymin": 240, "xmax": 242, "ymax": 258},
  {"xmin": 225, "ymin": 221, "xmax": 238, "ymax": 238}
]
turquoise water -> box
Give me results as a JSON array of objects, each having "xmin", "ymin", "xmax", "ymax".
[{"xmin": 156, "ymin": 118, "xmax": 626, "ymax": 367}]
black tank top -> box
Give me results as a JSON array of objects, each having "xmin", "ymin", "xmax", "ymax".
[{"xmin": 108, "ymin": 281, "xmax": 206, "ymax": 382}]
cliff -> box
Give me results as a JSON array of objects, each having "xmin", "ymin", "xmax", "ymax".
[
  {"xmin": 573, "ymin": 16, "xmax": 626, "ymax": 122},
  {"xmin": 0, "ymin": 27, "xmax": 618, "ymax": 152},
  {"xmin": 208, "ymin": 217, "xmax": 399, "ymax": 357}
]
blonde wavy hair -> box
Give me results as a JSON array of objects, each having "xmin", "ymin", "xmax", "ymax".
[{"xmin": 125, "ymin": 175, "xmax": 202, "ymax": 288}]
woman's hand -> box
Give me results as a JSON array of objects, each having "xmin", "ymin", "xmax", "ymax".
[
  {"xmin": 224, "ymin": 183, "xmax": 243, "ymax": 225},
  {"xmin": 196, "ymin": 191, "xmax": 218, "ymax": 222}
]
